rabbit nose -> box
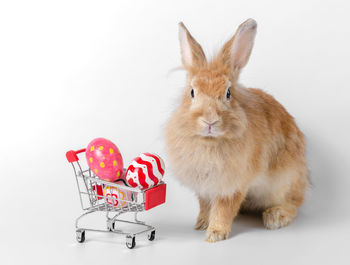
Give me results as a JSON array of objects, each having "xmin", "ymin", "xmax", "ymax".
[{"xmin": 202, "ymin": 120, "xmax": 219, "ymax": 127}]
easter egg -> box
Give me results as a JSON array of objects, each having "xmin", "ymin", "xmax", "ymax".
[
  {"xmin": 126, "ymin": 153, "xmax": 165, "ymax": 189},
  {"xmin": 85, "ymin": 138, "xmax": 123, "ymax": 182},
  {"xmin": 103, "ymin": 176, "xmax": 135, "ymax": 207},
  {"xmin": 103, "ymin": 185, "xmax": 126, "ymax": 207}
]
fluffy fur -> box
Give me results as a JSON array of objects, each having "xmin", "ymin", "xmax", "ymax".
[{"xmin": 165, "ymin": 19, "xmax": 309, "ymax": 242}]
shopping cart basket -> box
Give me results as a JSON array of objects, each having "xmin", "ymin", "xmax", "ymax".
[{"xmin": 66, "ymin": 148, "xmax": 167, "ymax": 249}]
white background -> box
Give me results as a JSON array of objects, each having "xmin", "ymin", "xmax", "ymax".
[{"xmin": 1, "ymin": 0, "xmax": 349, "ymax": 264}]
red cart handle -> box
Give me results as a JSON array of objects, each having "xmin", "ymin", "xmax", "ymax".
[{"xmin": 66, "ymin": 148, "xmax": 86, "ymax": 163}]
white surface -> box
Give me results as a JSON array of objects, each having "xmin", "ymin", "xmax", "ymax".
[{"xmin": 1, "ymin": 0, "xmax": 350, "ymax": 264}]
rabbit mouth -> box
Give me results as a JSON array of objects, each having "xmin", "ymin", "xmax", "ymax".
[
  {"xmin": 197, "ymin": 119, "xmax": 223, "ymax": 137},
  {"xmin": 199, "ymin": 126, "xmax": 224, "ymax": 138}
]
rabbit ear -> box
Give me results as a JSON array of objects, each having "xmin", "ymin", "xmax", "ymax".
[
  {"xmin": 220, "ymin": 19, "xmax": 257, "ymax": 71},
  {"xmin": 178, "ymin": 22, "xmax": 207, "ymax": 69}
]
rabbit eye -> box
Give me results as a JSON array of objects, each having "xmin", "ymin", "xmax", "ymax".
[
  {"xmin": 190, "ymin": 88, "xmax": 194, "ymax": 98},
  {"xmin": 226, "ymin": 88, "xmax": 231, "ymax": 100}
]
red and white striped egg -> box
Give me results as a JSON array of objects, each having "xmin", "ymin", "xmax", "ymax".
[{"xmin": 126, "ymin": 153, "xmax": 165, "ymax": 189}]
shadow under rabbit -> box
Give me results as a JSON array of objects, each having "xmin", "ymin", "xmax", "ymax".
[{"xmin": 301, "ymin": 131, "xmax": 341, "ymax": 226}]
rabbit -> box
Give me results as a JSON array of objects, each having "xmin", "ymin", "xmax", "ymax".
[{"xmin": 165, "ymin": 19, "xmax": 309, "ymax": 243}]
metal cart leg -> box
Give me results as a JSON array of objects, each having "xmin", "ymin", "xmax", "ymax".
[
  {"xmin": 107, "ymin": 211, "xmax": 123, "ymax": 232},
  {"xmin": 134, "ymin": 212, "xmax": 145, "ymax": 224}
]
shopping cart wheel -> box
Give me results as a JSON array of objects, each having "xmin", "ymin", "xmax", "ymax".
[
  {"xmin": 126, "ymin": 235, "xmax": 136, "ymax": 249},
  {"xmin": 107, "ymin": 222, "xmax": 115, "ymax": 231},
  {"xmin": 148, "ymin": 230, "xmax": 155, "ymax": 241},
  {"xmin": 76, "ymin": 229, "xmax": 85, "ymax": 243}
]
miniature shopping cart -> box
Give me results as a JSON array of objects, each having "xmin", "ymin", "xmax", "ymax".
[{"xmin": 66, "ymin": 149, "xmax": 167, "ymax": 249}]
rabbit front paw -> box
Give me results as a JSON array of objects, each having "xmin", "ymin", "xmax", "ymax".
[
  {"xmin": 205, "ymin": 226, "xmax": 230, "ymax": 243},
  {"xmin": 262, "ymin": 205, "xmax": 297, "ymax": 230}
]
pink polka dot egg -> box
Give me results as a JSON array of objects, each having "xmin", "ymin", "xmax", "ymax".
[{"xmin": 85, "ymin": 138, "xmax": 123, "ymax": 182}]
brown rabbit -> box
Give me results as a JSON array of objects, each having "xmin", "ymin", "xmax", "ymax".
[{"xmin": 165, "ymin": 19, "xmax": 309, "ymax": 242}]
